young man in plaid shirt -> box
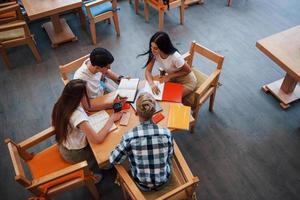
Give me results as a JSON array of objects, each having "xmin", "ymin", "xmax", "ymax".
[{"xmin": 110, "ymin": 93, "xmax": 173, "ymax": 191}]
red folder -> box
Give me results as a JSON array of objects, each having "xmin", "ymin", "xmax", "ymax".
[{"xmin": 162, "ymin": 82, "xmax": 183, "ymax": 103}]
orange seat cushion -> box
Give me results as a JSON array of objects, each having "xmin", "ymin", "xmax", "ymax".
[
  {"xmin": 27, "ymin": 144, "xmax": 84, "ymax": 193},
  {"xmin": 0, "ymin": 11, "xmax": 16, "ymax": 19}
]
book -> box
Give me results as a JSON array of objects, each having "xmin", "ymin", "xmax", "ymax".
[
  {"xmin": 144, "ymin": 81, "xmax": 183, "ymax": 103},
  {"xmin": 152, "ymin": 112, "xmax": 165, "ymax": 124},
  {"xmin": 117, "ymin": 78, "xmax": 139, "ymax": 102},
  {"xmin": 130, "ymin": 88, "xmax": 163, "ymax": 114},
  {"xmin": 144, "ymin": 81, "xmax": 165, "ymax": 101},
  {"xmin": 162, "ymin": 82, "xmax": 183, "ymax": 103},
  {"xmin": 167, "ymin": 103, "xmax": 191, "ymax": 130},
  {"xmin": 89, "ymin": 110, "xmax": 117, "ymax": 133}
]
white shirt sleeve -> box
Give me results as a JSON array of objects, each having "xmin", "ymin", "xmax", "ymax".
[
  {"xmin": 70, "ymin": 106, "xmax": 89, "ymax": 128},
  {"xmin": 173, "ymin": 52, "xmax": 185, "ymax": 69}
]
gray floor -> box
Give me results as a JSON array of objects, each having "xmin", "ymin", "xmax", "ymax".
[{"xmin": 1, "ymin": 0, "xmax": 300, "ymax": 199}]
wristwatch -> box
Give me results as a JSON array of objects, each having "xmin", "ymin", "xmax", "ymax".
[{"xmin": 117, "ymin": 75, "xmax": 124, "ymax": 83}]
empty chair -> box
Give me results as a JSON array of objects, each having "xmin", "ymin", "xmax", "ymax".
[
  {"xmin": 5, "ymin": 127, "xmax": 99, "ymax": 199},
  {"xmin": 115, "ymin": 141, "xmax": 199, "ymax": 200},
  {"xmin": 82, "ymin": 0, "xmax": 120, "ymax": 45},
  {"xmin": 144, "ymin": 0, "xmax": 185, "ymax": 31},
  {"xmin": 0, "ymin": 2, "xmax": 41, "ymax": 68},
  {"xmin": 183, "ymin": 41, "xmax": 224, "ymax": 133}
]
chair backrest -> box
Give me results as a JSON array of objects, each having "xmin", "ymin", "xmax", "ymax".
[
  {"xmin": 115, "ymin": 141, "xmax": 199, "ymax": 200},
  {"xmin": 0, "ymin": 2, "xmax": 23, "ymax": 24},
  {"xmin": 59, "ymin": 54, "xmax": 89, "ymax": 85}
]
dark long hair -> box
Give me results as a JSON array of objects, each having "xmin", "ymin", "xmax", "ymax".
[
  {"xmin": 138, "ymin": 31, "xmax": 178, "ymax": 68},
  {"xmin": 52, "ymin": 79, "xmax": 90, "ymax": 144}
]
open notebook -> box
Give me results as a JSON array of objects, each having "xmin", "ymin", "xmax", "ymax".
[
  {"xmin": 144, "ymin": 81, "xmax": 183, "ymax": 103},
  {"xmin": 144, "ymin": 81, "xmax": 165, "ymax": 100},
  {"xmin": 117, "ymin": 78, "xmax": 139, "ymax": 102},
  {"xmin": 88, "ymin": 110, "xmax": 117, "ymax": 133}
]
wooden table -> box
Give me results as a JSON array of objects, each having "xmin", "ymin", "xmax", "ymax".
[
  {"xmin": 22, "ymin": 0, "xmax": 83, "ymax": 47},
  {"xmin": 256, "ymin": 25, "xmax": 300, "ymax": 109},
  {"xmin": 88, "ymin": 91, "xmax": 194, "ymax": 167}
]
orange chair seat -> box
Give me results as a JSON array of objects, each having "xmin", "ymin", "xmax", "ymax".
[
  {"xmin": 0, "ymin": 27, "xmax": 24, "ymax": 42},
  {"xmin": 0, "ymin": 11, "xmax": 16, "ymax": 19},
  {"xmin": 27, "ymin": 144, "xmax": 84, "ymax": 193}
]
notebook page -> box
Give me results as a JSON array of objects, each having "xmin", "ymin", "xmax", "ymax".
[
  {"xmin": 118, "ymin": 78, "xmax": 139, "ymax": 90},
  {"xmin": 89, "ymin": 111, "xmax": 117, "ymax": 132},
  {"xmin": 144, "ymin": 81, "xmax": 164, "ymax": 101}
]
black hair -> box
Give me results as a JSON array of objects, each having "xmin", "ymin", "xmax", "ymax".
[
  {"xmin": 138, "ymin": 31, "xmax": 178, "ymax": 68},
  {"xmin": 90, "ymin": 47, "xmax": 114, "ymax": 67}
]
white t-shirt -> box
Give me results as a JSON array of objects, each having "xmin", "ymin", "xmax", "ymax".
[
  {"xmin": 62, "ymin": 106, "xmax": 89, "ymax": 150},
  {"xmin": 154, "ymin": 51, "xmax": 185, "ymax": 74},
  {"xmin": 74, "ymin": 59, "xmax": 104, "ymax": 99}
]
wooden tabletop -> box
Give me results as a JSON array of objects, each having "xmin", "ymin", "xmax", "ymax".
[
  {"xmin": 22, "ymin": 0, "xmax": 82, "ymax": 20},
  {"xmin": 256, "ymin": 25, "xmax": 300, "ymax": 81},
  {"xmin": 88, "ymin": 90, "xmax": 194, "ymax": 167}
]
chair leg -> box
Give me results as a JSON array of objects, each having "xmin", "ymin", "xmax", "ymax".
[
  {"xmin": 134, "ymin": 0, "xmax": 139, "ymax": 14},
  {"xmin": 89, "ymin": 21, "xmax": 97, "ymax": 45},
  {"xmin": 0, "ymin": 48, "xmax": 11, "ymax": 69},
  {"xmin": 209, "ymin": 89, "xmax": 217, "ymax": 112},
  {"xmin": 144, "ymin": 1, "xmax": 149, "ymax": 22},
  {"xmin": 86, "ymin": 179, "xmax": 100, "ymax": 200},
  {"xmin": 158, "ymin": 9, "xmax": 164, "ymax": 31},
  {"xmin": 112, "ymin": 13, "xmax": 120, "ymax": 36},
  {"xmin": 78, "ymin": 8, "xmax": 86, "ymax": 30},
  {"xmin": 28, "ymin": 37, "xmax": 42, "ymax": 62},
  {"xmin": 190, "ymin": 105, "xmax": 201, "ymax": 133},
  {"xmin": 227, "ymin": 0, "xmax": 232, "ymax": 6},
  {"xmin": 179, "ymin": 2, "xmax": 184, "ymax": 25}
]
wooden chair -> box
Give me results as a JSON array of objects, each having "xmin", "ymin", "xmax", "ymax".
[
  {"xmin": 115, "ymin": 141, "xmax": 199, "ymax": 200},
  {"xmin": 183, "ymin": 41, "xmax": 224, "ymax": 133},
  {"xmin": 82, "ymin": 0, "xmax": 120, "ymax": 45},
  {"xmin": 5, "ymin": 127, "xmax": 99, "ymax": 200},
  {"xmin": 0, "ymin": 2, "xmax": 41, "ymax": 69},
  {"xmin": 144, "ymin": 0, "xmax": 185, "ymax": 31},
  {"xmin": 59, "ymin": 54, "xmax": 89, "ymax": 85}
]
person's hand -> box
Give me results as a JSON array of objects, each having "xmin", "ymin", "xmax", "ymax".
[
  {"xmin": 111, "ymin": 112, "xmax": 123, "ymax": 122},
  {"xmin": 113, "ymin": 95, "xmax": 128, "ymax": 105},
  {"xmin": 151, "ymin": 84, "xmax": 160, "ymax": 95},
  {"xmin": 158, "ymin": 75, "xmax": 170, "ymax": 83}
]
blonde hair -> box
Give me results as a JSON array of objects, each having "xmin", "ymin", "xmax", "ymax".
[{"xmin": 136, "ymin": 93, "xmax": 156, "ymax": 120}]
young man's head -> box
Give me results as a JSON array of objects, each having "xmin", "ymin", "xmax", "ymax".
[
  {"xmin": 89, "ymin": 48, "xmax": 114, "ymax": 74},
  {"xmin": 136, "ymin": 93, "xmax": 156, "ymax": 121}
]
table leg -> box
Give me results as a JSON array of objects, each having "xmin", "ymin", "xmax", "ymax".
[
  {"xmin": 42, "ymin": 15, "xmax": 78, "ymax": 47},
  {"xmin": 262, "ymin": 74, "xmax": 300, "ymax": 109},
  {"xmin": 280, "ymin": 73, "xmax": 297, "ymax": 93}
]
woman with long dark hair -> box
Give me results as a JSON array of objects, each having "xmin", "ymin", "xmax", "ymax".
[
  {"xmin": 139, "ymin": 31, "xmax": 197, "ymax": 97},
  {"xmin": 52, "ymin": 79, "xmax": 122, "ymax": 180}
]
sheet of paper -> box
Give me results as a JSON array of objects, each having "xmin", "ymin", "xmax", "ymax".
[
  {"xmin": 89, "ymin": 111, "xmax": 117, "ymax": 132},
  {"xmin": 118, "ymin": 78, "xmax": 139, "ymax": 90},
  {"xmin": 144, "ymin": 81, "xmax": 164, "ymax": 101}
]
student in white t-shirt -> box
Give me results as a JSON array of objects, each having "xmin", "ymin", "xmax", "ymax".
[
  {"xmin": 74, "ymin": 48, "xmax": 126, "ymax": 112},
  {"xmin": 139, "ymin": 31, "xmax": 197, "ymax": 98},
  {"xmin": 52, "ymin": 79, "xmax": 123, "ymax": 182}
]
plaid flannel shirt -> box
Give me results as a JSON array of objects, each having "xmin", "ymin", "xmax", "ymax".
[{"xmin": 110, "ymin": 120, "xmax": 173, "ymax": 188}]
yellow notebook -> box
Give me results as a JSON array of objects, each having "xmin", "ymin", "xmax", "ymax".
[{"xmin": 167, "ymin": 103, "xmax": 191, "ymax": 130}]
